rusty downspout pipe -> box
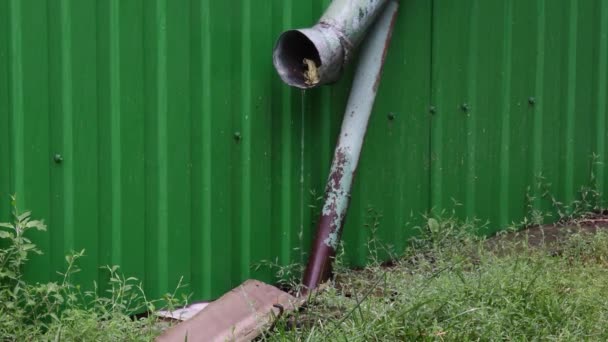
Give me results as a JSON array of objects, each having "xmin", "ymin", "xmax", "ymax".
[
  {"xmin": 301, "ymin": 1, "xmax": 399, "ymax": 291},
  {"xmin": 272, "ymin": 0, "xmax": 390, "ymax": 89}
]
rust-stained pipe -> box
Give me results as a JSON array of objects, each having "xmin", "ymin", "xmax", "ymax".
[
  {"xmin": 272, "ymin": 0, "xmax": 390, "ymax": 89},
  {"xmin": 302, "ymin": 1, "xmax": 399, "ymax": 291}
]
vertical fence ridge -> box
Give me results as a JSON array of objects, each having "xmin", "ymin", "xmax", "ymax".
[
  {"xmin": 59, "ymin": 0, "xmax": 74, "ymax": 251},
  {"xmin": 464, "ymin": 1, "xmax": 478, "ymax": 218},
  {"xmin": 532, "ymin": 0, "xmax": 546, "ymax": 208},
  {"xmin": 428, "ymin": 0, "xmax": 436, "ymax": 214},
  {"xmin": 499, "ymin": 0, "xmax": 513, "ymax": 227},
  {"xmin": 109, "ymin": 0, "xmax": 122, "ymax": 265},
  {"xmin": 0, "ymin": 1, "xmax": 10, "ymax": 221},
  {"xmin": 239, "ymin": 0, "xmax": 252, "ymax": 279},
  {"xmin": 200, "ymin": 0, "xmax": 213, "ymax": 298},
  {"xmin": 430, "ymin": 1, "xmax": 442, "ymax": 212},
  {"xmin": 280, "ymin": 0, "xmax": 294, "ymax": 266},
  {"xmin": 564, "ymin": 0, "xmax": 578, "ymax": 204},
  {"xmin": 8, "ymin": 0, "xmax": 24, "ymax": 199},
  {"xmin": 155, "ymin": 0, "xmax": 169, "ymax": 292},
  {"xmin": 595, "ymin": 0, "xmax": 607, "ymax": 200}
]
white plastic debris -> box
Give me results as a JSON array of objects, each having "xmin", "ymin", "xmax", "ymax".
[{"xmin": 157, "ymin": 302, "xmax": 210, "ymax": 321}]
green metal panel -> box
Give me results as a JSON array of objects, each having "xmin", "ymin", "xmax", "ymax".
[
  {"xmin": 1, "ymin": 0, "xmax": 607, "ymax": 301},
  {"xmin": 0, "ymin": 0, "xmax": 431, "ymax": 300},
  {"xmin": 431, "ymin": 0, "xmax": 608, "ymax": 233}
]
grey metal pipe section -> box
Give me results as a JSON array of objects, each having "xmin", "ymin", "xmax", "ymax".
[
  {"xmin": 272, "ymin": 0, "xmax": 390, "ymax": 89},
  {"xmin": 302, "ymin": 0, "xmax": 399, "ymax": 290}
]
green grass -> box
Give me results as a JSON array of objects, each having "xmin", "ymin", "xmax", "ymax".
[
  {"xmin": 267, "ymin": 217, "xmax": 608, "ymax": 341},
  {"xmin": 4, "ymin": 192, "xmax": 608, "ymax": 341},
  {"xmin": 0, "ymin": 197, "xmax": 186, "ymax": 341}
]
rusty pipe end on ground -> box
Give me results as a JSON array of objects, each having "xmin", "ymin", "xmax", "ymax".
[{"xmin": 273, "ymin": 0, "xmax": 390, "ymax": 89}]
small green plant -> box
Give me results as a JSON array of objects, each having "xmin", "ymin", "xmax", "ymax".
[
  {"xmin": 0, "ymin": 196, "xmax": 47, "ymax": 282},
  {"xmin": 524, "ymin": 157, "xmax": 605, "ymax": 227},
  {"xmin": 364, "ymin": 207, "xmax": 397, "ymax": 265},
  {"xmin": 253, "ymin": 258, "xmax": 304, "ymax": 291},
  {"xmin": 0, "ymin": 196, "xmax": 187, "ymax": 341}
]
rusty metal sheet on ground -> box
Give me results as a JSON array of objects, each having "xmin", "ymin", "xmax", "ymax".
[{"xmin": 157, "ymin": 280, "xmax": 300, "ymax": 342}]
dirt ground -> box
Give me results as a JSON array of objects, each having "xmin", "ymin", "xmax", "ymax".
[{"xmin": 487, "ymin": 212, "xmax": 608, "ymax": 249}]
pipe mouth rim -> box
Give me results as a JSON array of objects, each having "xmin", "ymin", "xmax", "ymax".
[{"xmin": 273, "ymin": 30, "xmax": 322, "ymax": 89}]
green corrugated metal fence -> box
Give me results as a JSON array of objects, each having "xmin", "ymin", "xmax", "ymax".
[{"xmin": 1, "ymin": 0, "xmax": 607, "ymax": 301}]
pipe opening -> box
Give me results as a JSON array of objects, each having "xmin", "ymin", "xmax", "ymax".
[{"xmin": 273, "ymin": 30, "xmax": 322, "ymax": 88}]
